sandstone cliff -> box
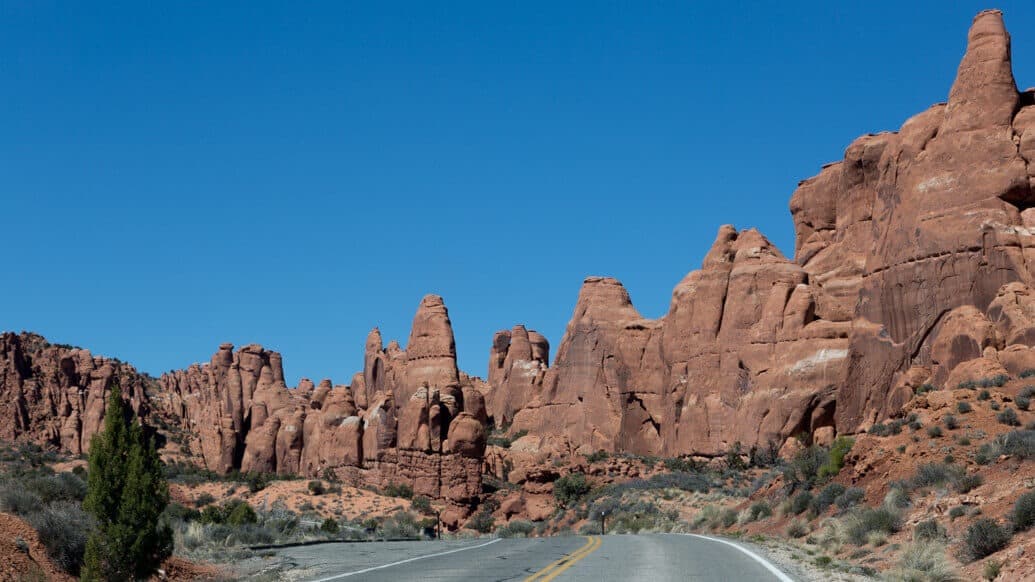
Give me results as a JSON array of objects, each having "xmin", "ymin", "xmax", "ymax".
[
  {"xmin": 154, "ymin": 295, "xmax": 486, "ymax": 524},
  {"xmin": 0, "ymin": 332, "xmax": 153, "ymax": 456},
  {"xmin": 492, "ymin": 10, "xmax": 1035, "ymax": 458},
  {"xmin": 3, "ymin": 9, "xmax": 1034, "ymax": 518}
]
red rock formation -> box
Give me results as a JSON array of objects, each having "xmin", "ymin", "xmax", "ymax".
[
  {"xmin": 503, "ymin": 230, "xmax": 844, "ymax": 457},
  {"xmin": 150, "ymin": 294, "xmax": 487, "ymax": 521},
  {"xmin": 7, "ymin": 10, "xmax": 1035, "ymax": 519},
  {"xmin": 486, "ymin": 325, "xmax": 549, "ymax": 427},
  {"xmin": 0, "ymin": 332, "xmax": 152, "ymax": 456},
  {"xmin": 496, "ymin": 10, "xmax": 1035, "ymax": 456}
]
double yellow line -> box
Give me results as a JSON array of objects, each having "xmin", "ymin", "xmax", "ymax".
[{"xmin": 524, "ymin": 536, "xmax": 601, "ymax": 582}]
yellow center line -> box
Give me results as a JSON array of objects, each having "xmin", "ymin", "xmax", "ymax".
[
  {"xmin": 524, "ymin": 536, "xmax": 601, "ymax": 582},
  {"xmin": 524, "ymin": 537, "xmax": 592, "ymax": 582}
]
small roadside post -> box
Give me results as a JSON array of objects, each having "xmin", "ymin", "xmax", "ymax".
[{"xmin": 600, "ymin": 510, "xmax": 607, "ymax": 535}]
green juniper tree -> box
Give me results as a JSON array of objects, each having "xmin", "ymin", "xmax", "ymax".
[{"xmin": 82, "ymin": 382, "xmax": 172, "ymax": 581}]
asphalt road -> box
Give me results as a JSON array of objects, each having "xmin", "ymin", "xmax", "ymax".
[{"xmin": 257, "ymin": 533, "xmax": 795, "ymax": 581}]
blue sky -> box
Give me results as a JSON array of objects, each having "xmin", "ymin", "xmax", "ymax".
[{"xmin": 4, "ymin": 2, "xmax": 1035, "ymax": 385}]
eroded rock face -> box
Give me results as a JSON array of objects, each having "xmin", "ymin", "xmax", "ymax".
[
  {"xmin": 486, "ymin": 326, "xmax": 549, "ymax": 427},
  {"xmin": 150, "ymin": 294, "xmax": 487, "ymax": 518},
  {"xmin": 7, "ymin": 9, "xmax": 1035, "ymax": 520},
  {"xmin": 0, "ymin": 332, "xmax": 152, "ymax": 456},
  {"xmin": 497, "ymin": 10, "xmax": 1035, "ymax": 455},
  {"xmin": 506, "ymin": 230, "xmax": 844, "ymax": 456}
]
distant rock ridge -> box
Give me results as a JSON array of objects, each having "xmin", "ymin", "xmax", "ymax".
[
  {"xmin": 0, "ymin": 332, "xmax": 152, "ymax": 456},
  {"xmin": 3, "ymin": 9, "xmax": 1035, "ymax": 522},
  {"xmin": 154, "ymin": 294, "xmax": 486, "ymax": 526}
]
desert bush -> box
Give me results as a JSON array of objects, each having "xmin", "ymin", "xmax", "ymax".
[
  {"xmin": 835, "ymin": 487, "xmax": 865, "ymax": 512},
  {"xmin": 711, "ymin": 507, "xmax": 732, "ymax": 528},
  {"xmin": 811, "ymin": 483, "xmax": 846, "ymax": 515},
  {"xmin": 958, "ymin": 380, "xmax": 978, "ymax": 390},
  {"xmin": 320, "ymin": 517, "xmax": 339, "ymax": 534},
  {"xmin": 1017, "ymin": 395, "xmax": 1031, "ymax": 411},
  {"xmin": 1022, "ymin": 370, "xmax": 1035, "ymax": 379},
  {"xmin": 466, "ymin": 510, "xmax": 495, "ymax": 534},
  {"xmin": 28, "ymin": 472, "xmax": 87, "ymax": 504},
  {"xmin": 749, "ymin": 441, "xmax": 781, "ymax": 468},
  {"xmin": 976, "ymin": 375, "xmax": 1009, "ymax": 388},
  {"xmin": 723, "ymin": 442, "xmax": 748, "ymax": 471},
  {"xmin": 889, "ymin": 541, "xmax": 960, "ymax": 582},
  {"xmin": 378, "ymin": 512, "xmax": 422, "ymax": 539},
  {"xmin": 927, "ymin": 425, "xmax": 943, "ymax": 438},
  {"xmin": 997, "ymin": 407, "xmax": 1020, "ymax": 427},
  {"xmin": 599, "ymin": 470, "xmax": 711, "ymax": 496},
  {"xmin": 783, "ymin": 445, "xmax": 828, "ymax": 492},
  {"xmin": 497, "ymin": 520, "xmax": 535, "ymax": 538},
  {"xmin": 245, "ymin": 472, "xmax": 271, "ymax": 493},
  {"xmin": 962, "ymin": 519, "xmax": 1011, "ymax": 561},
  {"xmin": 844, "ymin": 506, "xmax": 901, "ymax": 546},
  {"xmin": 662, "ymin": 456, "xmax": 701, "ymax": 473},
  {"xmin": 554, "ymin": 473, "xmax": 591, "ymax": 507},
  {"xmin": 28, "ymin": 501, "xmax": 93, "ymax": 575},
  {"xmin": 914, "ymin": 519, "xmax": 946, "ymax": 542},
  {"xmin": 584, "ymin": 450, "xmax": 609, "ymax": 463},
  {"xmin": 1012, "ymin": 491, "xmax": 1035, "ymax": 531},
  {"xmin": 949, "ymin": 506, "xmax": 967, "ymax": 520},
  {"xmin": 916, "ymin": 383, "xmax": 937, "ymax": 394},
  {"xmin": 198, "ymin": 500, "xmax": 256, "ymax": 526},
  {"xmin": 308, "ymin": 480, "xmax": 325, "ymax": 495},
  {"xmin": 983, "ymin": 559, "xmax": 1003, "ymax": 581},
  {"xmin": 486, "ymin": 429, "xmax": 527, "ymax": 449},
  {"xmin": 745, "ymin": 501, "xmax": 772, "ymax": 522},
  {"xmin": 384, "ymin": 482, "xmax": 414, "ymax": 499},
  {"xmin": 0, "ymin": 486, "xmax": 43, "ymax": 515},
  {"xmin": 411, "ymin": 495, "xmax": 433, "ymax": 515},
  {"xmin": 884, "ymin": 486, "xmax": 911, "ymax": 510},
  {"xmin": 791, "ymin": 491, "xmax": 813, "ymax": 515},
  {"xmin": 952, "ymin": 473, "xmax": 982, "ymax": 494},
  {"xmin": 163, "ymin": 502, "xmax": 200, "ymax": 523},
  {"xmin": 991, "ymin": 402, "xmax": 1001, "ymax": 411},
  {"xmin": 872, "ymin": 418, "xmax": 908, "ymax": 436},
  {"xmin": 787, "ymin": 520, "xmax": 808, "ymax": 538},
  {"xmin": 978, "ymin": 390, "xmax": 991, "ymax": 401},
  {"xmin": 995, "ymin": 429, "xmax": 1035, "ymax": 459},
  {"xmin": 911, "ymin": 463, "xmax": 959, "ymax": 489},
  {"xmin": 654, "ymin": 471, "xmax": 710, "ymax": 492},
  {"xmin": 957, "ymin": 401, "xmax": 973, "ymax": 414},
  {"xmin": 943, "ymin": 415, "xmax": 958, "ymax": 430},
  {"xmin": 194, "ymin": 492, "xmax": 216, "ymax": 507},
  {"xmin": 975, "ymin": 443, "xmax": 996, "ymax": 465},
  {"xmin": 817, "ymin": 437, "xmax": 854, "ymax": 482},
  {"xmin": 228, "ymin": 502, "xmax": 258, "ymax": 526}
]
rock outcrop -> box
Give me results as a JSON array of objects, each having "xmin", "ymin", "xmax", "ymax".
[
  {"xmin": 4, "ymin": 9, "xmax": 1035, "ymax": 520},
  {"xmin": 494, "ymin": 10, "xmax": 1035, "ymax": 457},
  {"xmin": 0, "ymin": 332, "xmax": 153, "ymax": 456},
  {"xmin": 486, "ymin": 326, "xmax": 549, "ymax": 427},
  {"xmin": 153, "ymin": 294, "xmax": 487, "ymax": 523}
]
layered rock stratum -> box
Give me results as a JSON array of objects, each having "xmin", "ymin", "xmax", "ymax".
[{"xmin": 2, "ymin": 8, "xmax": 1035, "ymax": 524}]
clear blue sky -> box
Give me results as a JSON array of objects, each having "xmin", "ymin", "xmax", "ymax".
[{"xmin": 4, "ymin": 2, "xmax": 1035, "ymax": 385}]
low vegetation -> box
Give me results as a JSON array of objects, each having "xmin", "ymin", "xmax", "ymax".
[
  {"xmin": 962, "ymin": 518, "xmax": 1011, "ymax": 561},
  {"xmin": 554, "ymin": 473, "xmax": 592, "ymax": 508}
]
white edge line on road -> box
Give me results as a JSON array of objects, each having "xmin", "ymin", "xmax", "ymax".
[
  {"xmin": 308, "ymin": 538, "xmax": 502, "ymax": 582},
  {"xmin": 685, "ymin": 534, "xmax": 795, "ymax": 582}
]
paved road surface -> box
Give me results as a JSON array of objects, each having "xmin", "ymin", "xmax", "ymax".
[{"xmin": 257, "ymin": 533, "xmax": 795, "ymax": 581}]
